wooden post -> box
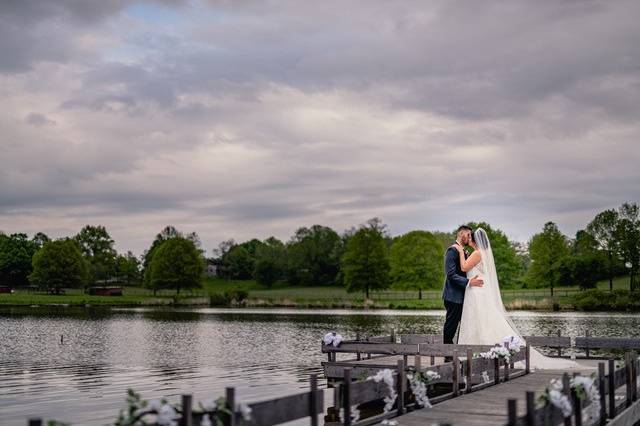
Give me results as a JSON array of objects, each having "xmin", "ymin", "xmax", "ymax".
[
  {"xmin": 391, "ymin": 328, "xmax": 396, "ymax": 343},
  {"xmin": 466, "ymin": 349, "xmax": 473, "ymax": 394},
  {"xmin": 494, "ymin": 358, "xmax": 500, "ymax": 385},
  {"xmin": 343, "ymin": 368, "xmax": 352, "ymax": 426},
  {"xmin": 573, "ymin": 387, "xmax": 583, "ymax": 426},
  {"xmin": 28, "ymin": 420, "xmax": 42, "ymax": 426},
  {"xmin": 507, "ymin": 399, "xmax": 517, "ymax": 426},
  {"xmin": 225, "ymin": 387, "xmax": 235, "ymax": 426},
  {"xmin": 625, "ymin": 352, "xmax": 633, "ymax": 408},
  {"xmin": 608, "ymin": 359, "xmax": 616, "ymax": 419},
  {"xmin": 504, "ymin": 356, "xmax": 510, "ymax": 382},
  {"xmin": 452, "ymin": 350, "xmax": 459, "ymax": 396},
  {"xmin": 563, "ymin": 373, "xmax": 572, "ymax": 426},
  {"xmin": 525, "ymin": 391, "xmax": 535, "ymax": 426},
  {"xmin": 585, "ymin": 330, "xmax": 590, "ymax": 358},
  {"xmin": 397, "ymin": 359, "xmax": 406, "ymax": 415},
  {"xmin": 181, "ymin": 394, "xmax": 193, "ymax": 426},
  {"xmin": 598, "ymin": 362, "xmax": 606, "ymax": 426},
  {"xmin": 557, "ymin": 329, "xmax": 562, "ymax": 358},
  {"xmin": 525, "ymin": 343, "xmax": 531, "ymax": 374},
  {"xmin": 632, "ymin": 352, "xmax": 638, "ymax": 402},
  {"xmin": 403, "ymin": 354, "xmax": 408, "ymax": 368},
  {"xmin": 356, "ymin": 333, "xmax": 361, "ymax": 361},
  {"xmin": 310, "ymin": 374, "xmax": 318, "ymax": 426}
]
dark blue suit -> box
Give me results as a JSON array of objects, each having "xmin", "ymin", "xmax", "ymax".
[{"xmin": 442, "ymin": 243, "xmax": 469, "ymax": 344}]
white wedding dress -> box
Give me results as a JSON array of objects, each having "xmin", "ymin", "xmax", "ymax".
[{"xmin": 457, "ymin": 229, "xmax": 581, "ymax": 370}]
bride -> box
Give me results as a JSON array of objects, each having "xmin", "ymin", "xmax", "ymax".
[{"xmin": 455, "ymin": 228, "xmax": 579, "ymax": 370}]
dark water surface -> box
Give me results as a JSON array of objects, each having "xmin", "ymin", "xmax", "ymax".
[{"xmin": 1, "ymin": 307, "xmax": 639, "ymax": 425}]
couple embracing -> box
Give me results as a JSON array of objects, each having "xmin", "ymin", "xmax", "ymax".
[{"xmin": 442, "ymin": 225, "xmax": 579, "ymax": 370}]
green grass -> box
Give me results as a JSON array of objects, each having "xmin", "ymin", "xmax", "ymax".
[{"xmin": 0, "ymin": 293, "xmax": 171, "ymax": 306}]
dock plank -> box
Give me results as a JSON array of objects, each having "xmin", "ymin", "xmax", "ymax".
[{"xmin": 386, "ymin": 370, "xmax": 583, "ymax": 426}]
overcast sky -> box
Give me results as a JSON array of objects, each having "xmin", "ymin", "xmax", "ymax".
[{"xmin": 1, "ymin": 0, "xmax": 639, "ymax": 255}]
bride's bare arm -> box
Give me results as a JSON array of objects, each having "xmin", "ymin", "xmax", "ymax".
[{"xmin": 454, "ymin": 246, "xmax": 481, "ymax": 272}]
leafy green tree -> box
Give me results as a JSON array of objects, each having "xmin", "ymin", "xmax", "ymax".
[
  {"xmin": 74, "ymin": 225, "xmax": 117, "ymax": 284},
  {"xmin": 0, "ymin": 233, "xmax": 39, "ymax": 287},
  {"xmin": 225, "ymin": 245, "xmax": 254, "ymax": 279},
  {"xmin": 254, "ymin": 237, "xmax": 286, "ymax": 288},
  {"xmin": 143, "ymin": 226, "xmax": 182, "ymax": 286},
  {"xmin": 615, "ymin": 202, "xmax": 640, "ymax": 291},
  {"xmin": 29, "ymin": 239, "xmax": 89, "ymax": 294},
  {"xmin": 287, "ymin": 225, "xmax": 342, "ymax": 285},
  {"xmin": 587, "ymin": 209, "xmax": 620, "ymax": 291},
  {"xmin": 341, "ymin": 223, "xmax": 391, "ymax": 298},
  {"xmin": 116, "ymin": 251, "xmax": 142, "ymax": 285},
  {"xmin": 553, "ymin": 255, "xmax": 602, "ymax": 290},
  {"xmin": 526, "ymin": 222, "xmax": 570, "ymax": 295},
  {"xmin": 148, "ymin": 237, "xmax": 205, "ymax": 295},
  {"xmin": 212, "ymin": 239, "xmax": 236, "ymax": 280},
  {"xmin": 389, "ymin": 230, "xmax": 443, "ymax": 298},
  {"xmin": 31, "ymin": 232, "xmax": 50, "ymax": 249},
  {"xmin": 467, "ymin": 222, "xmax": 523, "ymax": 288}
]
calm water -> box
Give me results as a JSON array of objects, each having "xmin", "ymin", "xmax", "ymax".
[{"xmin": 1, "ymin": 307, "xmax": 639, "ymax": 425}]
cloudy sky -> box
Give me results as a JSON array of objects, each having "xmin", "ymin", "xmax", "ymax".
[{"xmin": 1, "ymin": 0, "xmax": 639, "ymax": 255}]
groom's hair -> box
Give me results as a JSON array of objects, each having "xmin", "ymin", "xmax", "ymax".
[{"xmin": 457, "ymin": 225, "xmax": 473, "ymax": 235}]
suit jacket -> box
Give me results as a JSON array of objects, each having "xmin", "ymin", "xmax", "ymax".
[{"xmin": 442, "ymin": 243, "xmax": 469, "ymax": 304}]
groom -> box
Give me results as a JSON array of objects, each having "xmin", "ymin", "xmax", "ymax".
[{"xmin": 442, "ymin": 225, "xmax": 484, "ymax": 346}]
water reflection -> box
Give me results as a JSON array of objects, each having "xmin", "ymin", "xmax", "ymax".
[{"xmin": 0, "ymin": 307, "xmax": 639, "ymax": 425}]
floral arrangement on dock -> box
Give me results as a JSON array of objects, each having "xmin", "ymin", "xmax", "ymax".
[
  {"xmin": 538, "ymin": 374, "xmax": 600, "ymax": 421},
  {"xmin": 323, "ymin": 331, "xmax": 343, "ymax": 347},
  {"xmin": 115, "ymin": 389, "xmax": 252, "ymax": 426},
  {"xmin": 478, "ymin": 335, "xmax": 522, "ymax": 362}
]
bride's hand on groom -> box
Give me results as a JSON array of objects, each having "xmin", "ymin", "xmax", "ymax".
[{"xmin": 469, "ymin": 275, "xmax": 484, "ymax": 287}]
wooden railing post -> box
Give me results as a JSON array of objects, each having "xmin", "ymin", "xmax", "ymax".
[
  {"xmin": 466, "ymin": 349, "xmax": 473, "ymax": 394},
  {"xmin": 181, "ymin": 394, "xmax": 193, "ymax": 426},
  {"xmin": 608, "ymin": 359, "xmax": 616, "ymax": 419},
  {"xmin": 28, "ymin": 420, "xmax": 42, "ymax": 426},
  {"xmin": 632, "ymin": 352, "xmax": 638, "ymax": 402},
  {"xmin": 397, "ymin": 359, "xmax": 406, "ymax": 415},
  {"xmin": 494, "ymin": 358, "xmax": 500, "ymax": 385},
  {"xmin": 625, "ymin": 352, "xmax": 633, "ymax": 407},
  {"xmin": 452, "ymin": 349, "xmax": 460, "ymax": 396},
  {"xmin": 507, "ymin": 399, "xmax": 517, "ymax": 426},
  {"xmin": 525, "ymin": 391, "xmax": 535, "ymax": 426},
  {"xmin": 598, "ymin": 362, "xmax": 606, "ymax": 425},
  {"xmin": 343, "ymin": 368, "xmax": 352, "ymax": 426},
  {"xmin": 557, "ymin": 329, "xmax": 562, "ymax": 358},
  {"xmin": 562, "ymin": 373, "xmax": 571, "ymax": 426},
  {"xmin": 309, "ymin": 374, "xmax": 318, "ymax": 426},
  {"xmin": 225, "ymin": 387, "xmax": 235, "ymax": 426},
  {"xmin": 572, "ymin": 385, "xmax": 583, "ymax": 426},
  {"xmin": 525, "ymin": 343, "xmax": 531, "ymax": 375},
  {"xmin": 585, "ymin": 330, "xmax": 590, "ymax": 358}
]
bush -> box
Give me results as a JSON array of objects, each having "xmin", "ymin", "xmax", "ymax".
[
  {"xmin": 209, "ymin": 289, "xmax": 249, "ymax": 307},
  {"xmin": 571, "ymin": 289, "xmax": 639, "ymax": 311}
]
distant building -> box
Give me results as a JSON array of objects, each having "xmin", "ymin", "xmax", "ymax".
[{"xmin": 206, "ymin": 264, "xmax": 218, "ymax": 277}]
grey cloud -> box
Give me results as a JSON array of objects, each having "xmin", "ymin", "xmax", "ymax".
[{"xmin": 25, "ymin": 113, "xmax": 55, "ymax": 126}]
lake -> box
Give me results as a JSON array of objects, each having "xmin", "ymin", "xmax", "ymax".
[{"xmin": 1, "ymin": 307, "xmax": 639, "ymax": 425}]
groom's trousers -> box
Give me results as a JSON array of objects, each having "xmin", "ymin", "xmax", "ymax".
[{"xmin": 443, "ymin": 300, "xmax": 463, "ymax": 344}]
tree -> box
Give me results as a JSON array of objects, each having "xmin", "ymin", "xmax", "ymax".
[
  {"xmin": 254, "ymin": 237, "xmax": 286, "ymax": 288},
  {"xmin": 0, "ymin": 233, "xmax": 39, "ymax": 287},
  {"xmin": 341, "ymin": 225, "xmax": 391, "ymax": 298},
  {"xmin": 213, "ymin": 239, "xmax": 236, "ymax": 280},
  {"xmin": 143, "ymin": 226, "xmax": 183, "ymax": 286},
  {"xmin": 615, "ymin": 202, "xmax": 640, "ymax": 291},
  {"xmin": 74, "ymin": 225, "xmax": 117, "ymax": 284},
  {"xmin": 526, "ymin": 222, "xmax": 570, "ymax": 295},
  {"xmin": 29, "ymin": 239, "xmax": 89, "ymax": 294},
  {"xmin": 116, "ymin": 251, "xmax": 142, "ymax": 285},
  {"xmin": 31, "ymin": 232, "xmax": 50, "ymax": 249},
  {"xmin": 389, "ymin": 230, "xmax": 443, "ymax": 299},
  {"xmin": 467, "ymin": 222, "xmax": 524, "ymax": 288},
  {"xmin": 287, "ymin": 225, "xmax": 342, "ymax": 285},
  {"xmin": 225, "ymin": 245, "xmax": 254, "ymax": 279},
  {"xmin": 148, "ymin": 237, "xmax": 205, "ymax": 295},
  {"xmin": 553, "ymin": 255, "xmax": 602, "ymax": 290},
  {"xmin": 587, "ymin": 209, "xmax": 620, "ymax": 291}
]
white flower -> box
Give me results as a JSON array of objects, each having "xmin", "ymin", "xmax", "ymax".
[
  {"xmin": 200, "ymin": 414, "xmax": 213, "ymax": 426},
  {"xmin": 200, "ymin": 398, "xmax": 217, "ymax": 412},
  {"xmin": 425, "ymin": 371, "xmax": 441, "ymax": 381},
  {"xmin": 502, "ymin": 335, "xmax": 522, "ymax": 350},
  {"xmin": 157, "ymin": 403, "xmax": 178, "ymax": 426},
  {"xmin": 338, "ymin": 405, "xmax": 361, "ymax": 422},
  {"xmin": 381, "ymin": 420, "xmax": 398, "ymax": 426},
  {"xmin": 148, "ymin": 399, "xmax": 163, "ymax": 412},
  {"xmin": 323, "ymin": 332, "xmax": 343, "ymax": 347},
  {"xmin": 481, "ymin": 371, "xmax": 490, "ymax": 383},
  {"xmin": 548, "ymin": 389, "xmax": 573, "ymax": 417},
  {"xmin": 239, "ymin": 402, "xmax": 252, "ymax": 421}
]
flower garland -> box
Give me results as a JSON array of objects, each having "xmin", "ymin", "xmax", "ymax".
[
  {"xmin": 538, "ymin": 374, "xmax": 600, "ymax": 421},
  {"xmin": 407, "ymin": 370, "xmax": 441, "ymax": 408},
  {"xmin": 367, "ymin": 369, "xmax": 397, "ymax": 413},
  {"xmin": 116, "ymin": 389, "xmax": 252, "ymax": 426}
]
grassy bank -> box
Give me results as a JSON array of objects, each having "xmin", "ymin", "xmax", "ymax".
[{"xmin": 1, "ymin": 276, "xmax": 636, "ymax": 311}]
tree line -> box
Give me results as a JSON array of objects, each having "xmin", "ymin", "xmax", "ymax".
[{"xmin": 0, "ymin": 201, "xmax": 638, "ymax": 296}]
